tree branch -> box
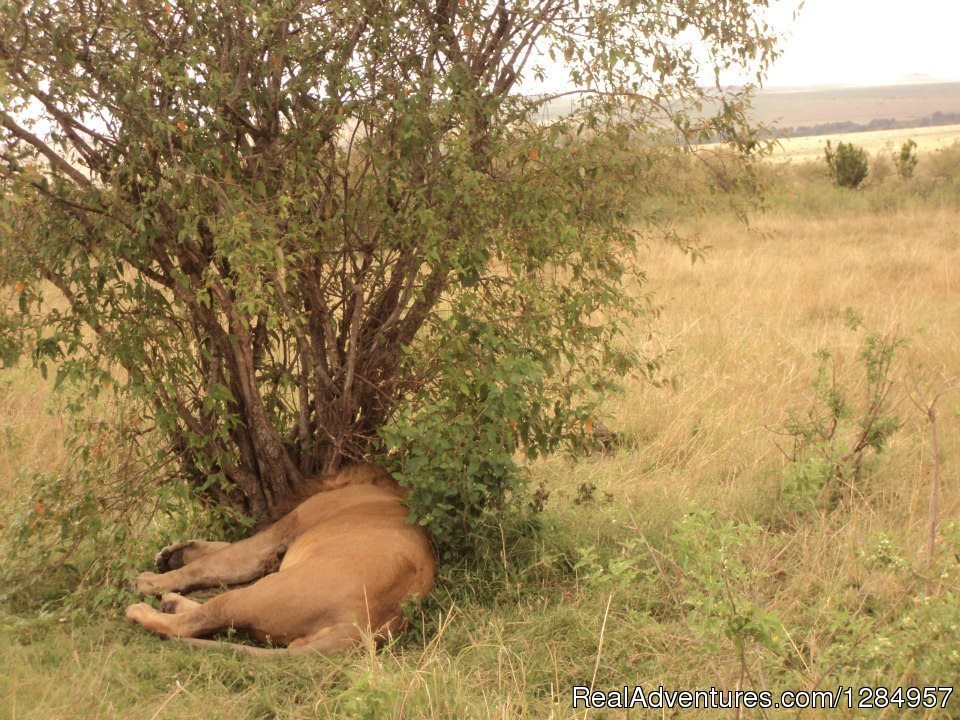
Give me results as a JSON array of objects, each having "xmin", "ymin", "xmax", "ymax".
[{"xmin": 1, "ymin": 112, "xmax": 93, "ymax": 187}]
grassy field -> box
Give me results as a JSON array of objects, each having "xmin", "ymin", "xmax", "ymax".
[
  {"xmin": 3, "ymin": 150, "xmax": 960, "ymax": 718},
  {"xmin": 769, "ymin": 123, "xmax": 960, "ymax": 163}
]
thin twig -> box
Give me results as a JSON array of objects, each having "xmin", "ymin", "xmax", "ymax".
[{"xmin": 584, "ymin": 593, "xmax": 614, "ymax": 720}]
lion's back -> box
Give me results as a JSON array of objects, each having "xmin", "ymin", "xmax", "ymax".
[{"xmin": 280, "ymin": 482, "xmax": 434, "ymax": 601}]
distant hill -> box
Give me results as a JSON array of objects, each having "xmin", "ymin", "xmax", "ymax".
[
  {"xmin": 529, "ymin": 81, "xmax": 960, "ymax": 137},
  {"xmin": 750, "ymin": 82, "xmax": 960, "ymax": 136}
]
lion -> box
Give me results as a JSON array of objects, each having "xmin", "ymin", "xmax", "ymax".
[{"xmin": 125, "ymin": 464, "xmax": 434, "ymax": 657}]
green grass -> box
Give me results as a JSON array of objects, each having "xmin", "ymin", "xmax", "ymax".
[{"xmin": 3, "ymin": 152, "xmax": 960, "ymax": 718}]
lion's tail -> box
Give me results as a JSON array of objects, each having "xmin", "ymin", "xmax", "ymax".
[{"xmin": 178, "ymin": 637, "xmax": 308, "ymax": 658}]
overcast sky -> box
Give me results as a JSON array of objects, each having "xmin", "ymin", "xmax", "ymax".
[
  {"xmin": 761, "ymin": 0, "xmax": 960, "ymax": 87},
  {"xmin": 523, "ymin": 0, "xmax": 959, "ymax": 93}
]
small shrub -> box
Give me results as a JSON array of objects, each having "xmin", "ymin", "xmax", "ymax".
[
  {"xmin": 573, "ymin": 539, "xmax": 646, "ymax": 591},
  {"xmin": 671, "ymin": 510, "xmax": 789, "ymax": 662},
  {"xmin": 894, "ymin": 139, "xmax": 918, "ymax": 180},
  {"xmin": 847, "ymin": 524, "xmax": 960, "ymax": 682},
  {"xmin": 779, "ymin": 316, "xmax": 903, "ymax": 516},
  {"xmin": 824, "ymin": 140, "xmax": 869, "ymax": 188}
]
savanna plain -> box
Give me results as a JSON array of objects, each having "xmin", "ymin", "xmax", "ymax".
[{"xmin": 2, "ymin": 133, "xmax": 960, "ymax": 718}]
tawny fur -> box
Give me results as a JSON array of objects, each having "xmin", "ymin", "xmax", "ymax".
[{"xmin": 125, "ymin": 464, "xmax": 434, "ymax": 656}]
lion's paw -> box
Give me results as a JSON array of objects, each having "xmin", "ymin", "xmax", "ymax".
[
  {"xmin": 134, "ymin": 571, "xmax": 166, "ymax": 595},
  {"xmin": 161, "ymin": 592, "xmax": 200, "ymax": 614},
  {"xmin": 155, "ymin": 542, "xmax": 193, "ymax": 573},
  {"xmin": 125, "ymin": 602, "xmax": 157, "ymax": 624}
]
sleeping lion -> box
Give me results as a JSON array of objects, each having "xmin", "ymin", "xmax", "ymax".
[{"xmin": 125, "ymin": 464, "xmax": 434, "ymax": 656}]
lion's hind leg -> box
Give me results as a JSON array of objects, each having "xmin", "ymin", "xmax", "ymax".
[
  {"xmin": 128, "ymin": 569, "xmax": 307, "ymax": 645},
  {"xmin": 126, "ymin": 588, "xmax": 246, "ymax": 640},
  {"xmin": 125, "ymin": 601, "xmax": 215, "ymax": 639}
]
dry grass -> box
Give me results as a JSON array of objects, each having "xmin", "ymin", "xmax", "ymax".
[
  {"xmin": 528, "ymin": 204, "xmax": 960, "ymax": 534},
  {"xmin": 0, "ymin": 368, "xmax": 68, "ymax": 492}
]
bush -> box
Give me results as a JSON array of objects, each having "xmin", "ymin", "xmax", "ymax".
[
  {"xmin": 824, "ymin": 140, "xmax": 869, "ymax": 188},
  {"xmin": 894, "ymin": 139, "xmax": 919, "ymax": 179},
  {"xmin": 779, "ymin": 318, "xmax": 903, "ymax": 517}
]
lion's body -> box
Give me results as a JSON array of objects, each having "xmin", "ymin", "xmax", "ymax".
[{"xmin": 125, "ymin": 465, "xmax": 434, "ymax": 656}]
